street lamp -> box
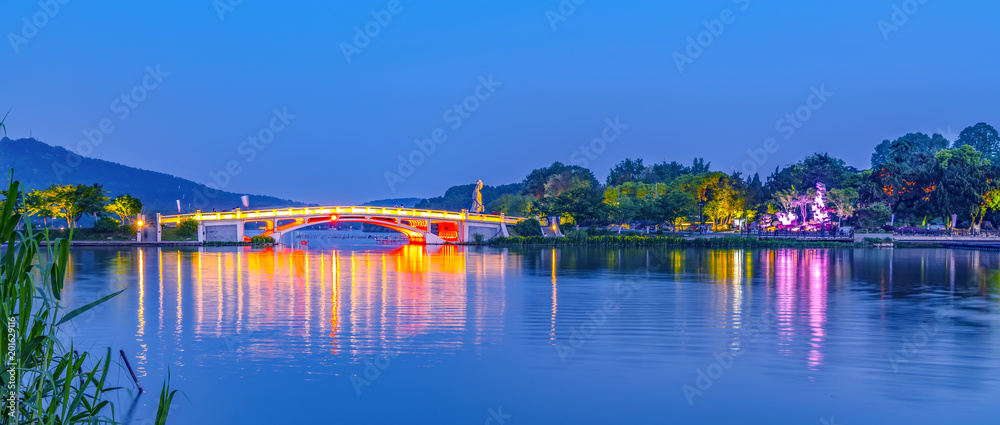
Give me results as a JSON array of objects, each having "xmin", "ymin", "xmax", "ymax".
[{"xmin": 136, "ymin": 216, "xmax": 145, "ymax": 242}]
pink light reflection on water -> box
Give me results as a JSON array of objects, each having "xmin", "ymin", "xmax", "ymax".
[
  {"xmin": 806, "ymin": 250, "xmax": 828, "ymax": 372},
  {"xmin": 775, "ymin": 250, "xmax": 797, "ymax": 355},
  {"xmin": 772, "ymin": 249, "xmax": 829, "ymax": 371}
]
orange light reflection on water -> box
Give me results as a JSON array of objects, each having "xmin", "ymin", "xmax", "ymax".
[{"xmin": 153, "ymin": 245, "xmax": 500, "ymax": 362}]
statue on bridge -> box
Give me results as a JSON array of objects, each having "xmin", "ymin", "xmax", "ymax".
[{"xmin": 471, "ymin": 180, "xmax": 485, "ymax": 213}]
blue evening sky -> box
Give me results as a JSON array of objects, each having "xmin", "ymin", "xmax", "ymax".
[{"xmin": 2, "ymin": 1, "xmax": 997, "ymax": 203}]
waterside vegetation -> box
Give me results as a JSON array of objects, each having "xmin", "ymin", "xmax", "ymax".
[
  {"xmin": 0, "ymin": 178, "xmax": 177, "ymax": 423},
  {"xmin": 489, "ymin": 233, "xmax": 868, "ymax": 248}
]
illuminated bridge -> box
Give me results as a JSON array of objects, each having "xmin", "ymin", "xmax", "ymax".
[{"xmin": 156, "ymin": 206, "xmax": 525, "ymax": 244}]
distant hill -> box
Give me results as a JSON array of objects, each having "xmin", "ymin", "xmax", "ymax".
[
  {"xmin": 0, "ymin": 137, "xmax": 304, "ymax": 213},
  {"xmin": 415, "ymin": 183, "xmax": 522, "ymax": 211},
  {"xmin": 361, "ymin": 198, "xmax": 423, "ymax": 208}
]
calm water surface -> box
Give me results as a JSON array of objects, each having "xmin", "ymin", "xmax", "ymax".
[{"xmin": 61, "ymin": 244, "xmax": 1000, "ymax": 424}]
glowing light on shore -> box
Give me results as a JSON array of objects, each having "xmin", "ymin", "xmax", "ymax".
[{"xmin": 777, "ymin": 212, "xmax": 797, "ymax": 226}]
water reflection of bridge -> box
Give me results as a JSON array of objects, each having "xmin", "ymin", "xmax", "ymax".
[{"xmin": 128, "ymin": 245, "xmax": 511, "ymax": 366}]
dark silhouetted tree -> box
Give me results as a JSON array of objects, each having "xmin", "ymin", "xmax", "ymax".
[{"xmin": 954, "ymin": 122, "xmax": 1000, "ymax": 162}]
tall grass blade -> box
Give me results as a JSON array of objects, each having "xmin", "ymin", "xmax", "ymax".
[{"xmin": 55, "ymin": 289, "xmax": 125, "ymax": 326}]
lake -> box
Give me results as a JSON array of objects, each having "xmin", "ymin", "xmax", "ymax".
[{"xmin": 60, "ymin": 244, "xmax": 1000, "ymax": 424}]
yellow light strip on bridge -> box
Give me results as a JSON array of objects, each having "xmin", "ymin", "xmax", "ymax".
[{"xmin": 160, "ymin": 206, "xmax": 523, "ymax": 225}]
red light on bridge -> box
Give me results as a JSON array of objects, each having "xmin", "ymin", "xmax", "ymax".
[{"xmin": 330, "ymin": 215, "xmax": 338, "ymax": 221}]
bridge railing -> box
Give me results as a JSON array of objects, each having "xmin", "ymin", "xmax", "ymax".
[{"xmin": 159, "ymin": 206, "xmax": 523, "ymax": 225}]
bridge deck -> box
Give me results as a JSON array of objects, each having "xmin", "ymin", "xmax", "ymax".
[{"xmin": 159, "ymin": 206, "xmax": 523, "ymax": 225}]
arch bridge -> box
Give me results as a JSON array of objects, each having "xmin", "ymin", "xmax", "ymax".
[{"xmin": 157, "ymin": 206, "xmax": 524, "ymax": 244}]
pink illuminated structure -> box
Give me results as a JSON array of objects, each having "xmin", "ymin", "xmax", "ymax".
[{"xmin": 773, "ymin": 183, "xmax": 834, "ymax": 231}]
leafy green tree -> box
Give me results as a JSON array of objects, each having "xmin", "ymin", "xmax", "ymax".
[
  {"xmin": 651, "ymin": 188, "xmax": 693, "ymax": 227},
  {"xmin": 25, "ymin": 184, "xmax": 108, "ymax": 228},
  {"xmin": 690, "ymin": 158, "xmax": 711, "ymax": 174},
  {"xmin": 511, "ymin": 218, "xmax": 542, "ymax": 236},
  {"xmin": 543, "ymin": 171, "xmax": 592, "ymax": 197},
  {"xmin": 726, "ymin": 171, "xmax": 750, "ymax": 221},
  {"xmin": 871, "ymin": 160, "xmax": 928, "ymax": 213},
  {"xmin": 607, "ymin": 158, "xmax": 646, "ymax": 185},
  {"xmin": 416, "ymin": 182, "xmax": 521, "ymax": 211},
  {"xmin": 980, "ymin": 189, "xmax": 1000, "ymax": 225},
  {"xmin": 869, "ymin": 134, "xmax": 941, "ymax": 213},
  {"xmin": 929, "ymin": 145, "xmax": 996, "ymax": 228},
  {"xmin": 485, "ymin": 193, "xmax": 534, "ymax": 217},
  {"xmin": 704, "ymin": 175, "xmax": 741, "ymax": 228},
  {"xmin": 827, "ymin": 188, "xmax": 859, "ymax": 226},
  {"xmin": 0, "ymin": 188, "xmax": 22, "ymax": 214},
  {"xmin": 571, "ymin": 187, "xmax": 609, "ymax": 225},
  {"xmin": 608, "ymin": 196, "xmax": 640, "ymax": 228},
  {"xmin": 660, "ymin": 171, "xmax": 745, "ymax": 229},
  {"xmin": 794, "ymin": 188, "xmax": 816, "ymax": 222},
  {"xmin": 537, "ymin": 187, "xmax": 608, "ymax": 226},
  {"xmin": 521, "ymin": 162, "xmax": 599, "ymax": 199},
  {"xmin": 767, "ymin": 153, "xmax": 859, "ymax": 196},
  {"xmin": 636, "ymin": 196, "xmax": 660, "ymax": 223},
  {"xmin": 773, "ymin": 188, "xmax": 798, "ymax": 215},
  {"xmin": 954, "ymin": 122, "xmax": 1000, "ymax": 162},
  {"xmin": 94, "ymin": 216, "xmax": 120, "ymax": 233},
  {"xmin": 106, "ymin": 194, "xmax": 143, "ymax": 225},
  {"xmin": 856, "ymin": 202, "xmax": 892, "ymax": 229},
  {"xmin": 855, "ymin": 169, "xmax": 883, "ymax": 204},
  {"xmin": 646, "ymin": 160, "xmax": 691, "ymax": 183},
  {"xmin": 743, "ymin": 173, "xmax": 767, "ymax": 218},
  {"xmin": 871, "ymin": 132, "xmax": 949, "ymax": 168},
  {"xmin": 177, "ymin": 218, "xmax": 198, "ymax": 237},
  {"xmin": 603, "ymin": 180, "xmax": 674, "ymax": 226}
]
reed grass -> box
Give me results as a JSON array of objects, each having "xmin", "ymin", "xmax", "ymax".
[{"xmin": 0, "ymin": 176, "xmax": 178, "ymax": 424}]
